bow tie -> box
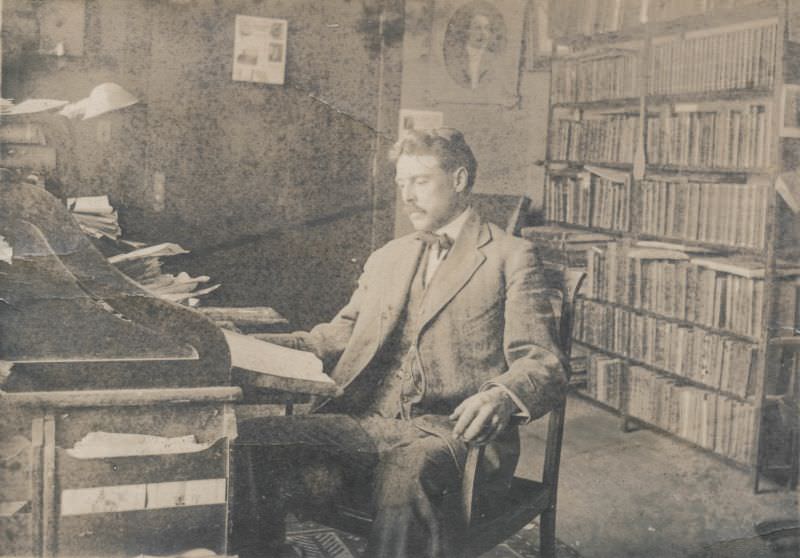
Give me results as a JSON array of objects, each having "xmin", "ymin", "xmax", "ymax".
[{"xmin": 416, "ymin": 231, "xmax": 453, "ymax": 251}]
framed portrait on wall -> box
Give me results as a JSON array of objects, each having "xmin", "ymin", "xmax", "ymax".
[
  {"xmin": 780, "ymin": 84, "xmax": 800, "ymax": 138},
  {"xmin": 526, "ymin": 0, "xmax": 553, "ymax": 71},
  {"xmin": 426, "ymin": 0, "xmax": 527, "ymax": 106}
]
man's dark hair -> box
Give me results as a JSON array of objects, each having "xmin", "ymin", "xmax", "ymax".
[{"xmin": 389, "ymin": 128, "xmax": 478, "ymax": 191}]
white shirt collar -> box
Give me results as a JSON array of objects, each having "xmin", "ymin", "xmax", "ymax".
[{"xmin": 435, "ymin": 207, "xmax": 472, "ymax": 244}]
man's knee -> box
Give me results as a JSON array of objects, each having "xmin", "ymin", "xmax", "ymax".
[{"xmin": 375, "ymin": 436, "xmax": 462, "ymax": 505}]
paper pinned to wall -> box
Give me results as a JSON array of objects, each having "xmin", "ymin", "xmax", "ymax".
[
  {"xmin": 398, "ymin": 109, "xmax": 444, "ymax": 139},
  {"xmin": 232, "ymin": 15, "xmax": 288, "ymax": 85}
]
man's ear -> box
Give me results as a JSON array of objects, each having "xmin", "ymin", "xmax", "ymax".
[{"xmin": 453, "ymin": 166, "xmax": 469, "ymax": 193}]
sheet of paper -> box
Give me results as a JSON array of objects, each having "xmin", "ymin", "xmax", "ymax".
[
  {"xmin": 108, "ymin": 242, "xmax": 190, "ymax": 264},
  {"xmin": 61, "ymin": 483, "xmax": 147, "ymax": 516},
  {"xmin": 146, "ymin": 478, "xmax": 226, "ymax": 510},
  {"xmin": 223, "ymin": 329, "xmax": 333, "ymax": 387},
  {"xmin": 67, "ymin": 195, "xmax": 114, "ymax": 214},
  {"xmin": 6, "ymin": 98, "xmax": 69, "ymax": 115}
]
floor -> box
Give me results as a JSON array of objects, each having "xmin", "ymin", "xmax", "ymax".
[{"xmin": 516, "ymin": 395, "xmax": 799, "ymax": 558}]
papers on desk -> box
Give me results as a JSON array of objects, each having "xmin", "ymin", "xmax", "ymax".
[
  {"xmin": 223, "ymin": 329, "xmax": 339, "ymax": 396},
  {"xmin": 67, "ymin": 195, "xmax": 122, "ymax": 240},
  {"xmin": 1, "ymin": 98, "xmax": 69, "ymax": 115}
]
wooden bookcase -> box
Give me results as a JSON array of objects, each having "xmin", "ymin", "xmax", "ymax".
[{"xmin": 537, "ymin": 0, "xmax": 799, "ymax": 490}]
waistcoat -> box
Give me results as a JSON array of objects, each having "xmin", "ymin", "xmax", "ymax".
[{"xmin": 362, "ymin": 245, "xmax": 431, "ymax": 418}]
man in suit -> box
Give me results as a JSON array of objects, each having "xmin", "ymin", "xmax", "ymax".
[{"xmin": 232, "ymin": 128, "xmax": 567, "ymax": 558}]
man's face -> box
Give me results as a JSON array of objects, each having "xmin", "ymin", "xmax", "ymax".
[
  {"xmin": 467, "ymin": 14, "xmax": 491, "ymax": 50},
  {"xmin": 396, "ymin": 154, "xmax": 463, "ymax": 232}
]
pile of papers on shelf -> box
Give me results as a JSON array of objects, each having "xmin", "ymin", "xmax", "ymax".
[
  {"xmin": 67, "ymin": 195, "xmax": 122, "ymax": 240},
  {"xmin": 108, "ymin": 242, "xmax": 220, "ymax": 306},
  {"xmin": 68, "ymin": 195, "xmax": 220, "ymax": 306}
]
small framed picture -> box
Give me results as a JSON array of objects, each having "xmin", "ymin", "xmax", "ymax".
[
  {"xmin": 780, "ymin": 84, "xmax": 800, "ymax": 138},
  {"xmin": 398, "ymin": 109, "xmax": 444, "ymax": 139},
  {"xmin": 526, "ymin": 0, "xmax": 552, "ymax": 71}
]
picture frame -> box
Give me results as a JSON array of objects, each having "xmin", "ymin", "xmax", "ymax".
[
  {"xmin": 525, "ymin": 0, "xmax": 553, "ymax": 71},
  {"xmin": 232, "ymin": 15, "xmax": 288, "ymax": 85},
  {"xmin": 425, "ymin": 0, "xmax": 527, "ymax": 106},
  {"xmin": 780, "ymin": 84, "xmax": 800, "ymax": 138}
]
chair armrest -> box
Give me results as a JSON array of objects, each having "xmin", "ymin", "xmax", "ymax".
[
  {"xmin": 461, "ymin": 417, "xmax": 525, "ymax": 525},
  {"xmin": 462, "ymin": 444, "xmax": 486, "ymax": 526}
]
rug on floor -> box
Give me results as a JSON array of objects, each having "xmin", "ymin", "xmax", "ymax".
[{"xmin": 286, "ymin": 517, "xmax": 583, "ymax": 558}]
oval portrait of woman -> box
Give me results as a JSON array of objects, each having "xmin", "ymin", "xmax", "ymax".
[{"xmin": 443, "ymin": 1, "xmax": 507, "ymax": 90}]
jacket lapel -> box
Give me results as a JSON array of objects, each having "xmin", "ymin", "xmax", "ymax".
[
  {"xmin": 417, "ymin": 210, "xmax": 491, "ymax": 332},
  {"xmin": 379, "ymin": 237, "xmax": 425, "ymax": 343}
]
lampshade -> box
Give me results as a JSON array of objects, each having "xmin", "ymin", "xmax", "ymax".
[{"xmin": 82, "ymin": 83, "xmax": 139, "ymax": 120}]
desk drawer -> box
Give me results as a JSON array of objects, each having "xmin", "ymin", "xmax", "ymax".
[{"xmin": 3, "ymin": 390, "xmax": 241, "ymax": 558}]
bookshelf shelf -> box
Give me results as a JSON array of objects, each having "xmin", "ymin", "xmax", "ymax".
[
  {"xmin": 548, "ymin": 222, "xmax": 625, "ymax": 237},
  {"xmin": 622, "ymin": 413, "xmax": 753, "ymax": 469},
  {"xmin": 547, "ymin": 161, "xmax": 634, "ymax": 170},
  {"xmin": 552, "ymin": 98, "xmax": 641, "ymax": 111},
  {"xmin": 633, "ymin": 234, "xmax": 767, "ymax": 257},
  {"xmin": 540, "ymin": 0, "xmax": 799, "ymax": 490},
  {"xmin": 573, "ymin": 340, "xmax": 754, "ymax": 404},
  {"xmin": 645, "ymin": 164, "xmax": 774, "ymax": 175},
  {"xmin": 645, "ymin": 88, "xmax": 775, "ymax": 107},
  {"xmin": 577, "ymin": 295, "xmax": 763, "ymax": 344}
]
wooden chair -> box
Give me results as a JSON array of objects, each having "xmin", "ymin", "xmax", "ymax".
[
  {"xmin": 460, "ymin": 268, "xmax": 585, "ymax": 557},
  {"xmin": 316, "ymin": 268, "xmax": 585, "ymax": 557}
]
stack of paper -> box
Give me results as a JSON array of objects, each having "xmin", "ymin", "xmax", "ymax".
[
  {"xmin": 108, "ymin": 243, "xmax": 220, "ymax": 306},
  {"xmin": 68, "ymin": 195, "xmax": 122, "ymax": 240}
]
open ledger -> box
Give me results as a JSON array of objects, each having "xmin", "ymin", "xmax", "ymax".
[{"xmin": 222, "ymin": 329, "xmax": 340, "ymax": 396}]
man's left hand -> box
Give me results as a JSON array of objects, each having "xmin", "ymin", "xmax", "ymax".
[{"xmin": 450, "ymin": 387, "xmax": 516, "ymax": 445}]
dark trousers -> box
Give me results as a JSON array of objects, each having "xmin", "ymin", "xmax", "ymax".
[{"xmin": 232, "ymin": 414, "xmax": 469, "ymax": 558}]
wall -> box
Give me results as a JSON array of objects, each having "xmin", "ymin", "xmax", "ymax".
[
  {"xmin": 394, "ymin": 0, "xmax": 550, "ymax": 236},
  {"xmin": 2, "ymin": 0, "xmax": 403, "ymax": 329}
]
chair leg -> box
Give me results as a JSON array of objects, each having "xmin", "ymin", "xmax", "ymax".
[{"xmin": 539, "ymin": 508, "xmax": 557, "ymax": 558}]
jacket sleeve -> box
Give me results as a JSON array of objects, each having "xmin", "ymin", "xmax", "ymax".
[
  {"xmin": 482, "ymin": 238, "xmax": 569, "ymax": 421},
  {"xmin": 253, "ymin": 252, "xmax": 376, "ymax": 369}
]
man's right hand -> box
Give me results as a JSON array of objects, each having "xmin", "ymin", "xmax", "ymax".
[{"xmin": 450, "ymin": 387, "xmax": 516, "ymax": 445}]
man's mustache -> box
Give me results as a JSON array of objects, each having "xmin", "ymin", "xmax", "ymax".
[{"xmin": 404, "ymin": 205, "xmax": 425, "ymax": 214}]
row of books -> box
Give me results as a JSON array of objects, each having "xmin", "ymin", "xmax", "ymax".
[
  {"xmin": 544, "ymin": 170, "xmax": 631, "ymax": 232},
  {"xmin": 587, "ymin": 242, "xmax": 800, "ymax": 337},
  {"xmin": 550, "ymin": 113, "xmax": 639, "ymax": 164},
  {"xmin": 645, "ymin": 104, "xmax": 772, "ymax": 170},
  {"xmin": 544, "ymin": 174, "xmax": 770, "ymax": 250},
  {"xmin": 626, "ymin": 365, "xmax": 756, "ymax": 464},
  {"xmin": 575, "ymin": 298, "xmax": 758, "ymax": 398},
  {"xmin": 586, "ymin": 354, "xmax": 625, "ymax": 409},
  {"xmin": 549, "ymin": 0, "xmax": 771, "ymax": 40},
  {"xmin": 649, "ymin": 20, "xmax": 777, "ymax": 96},
  {"xmin": 638, "ymin": 179, "xmax": 769, "ymax": 249},
  {"xmin": 551, "ymin": 52, "xmax": 640, "ymax": 104},
  {"xmin": 580, "ymin": 350, "xmax": 756, "ymax": 463},
  {"xmin": 549, "ymin": 0, "xmax": 639, "ymax": 38}
]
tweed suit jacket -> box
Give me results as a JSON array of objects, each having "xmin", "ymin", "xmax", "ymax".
[{"xmin": 288, "ymin": 209, "xmax": 568, "ymax": 422}]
